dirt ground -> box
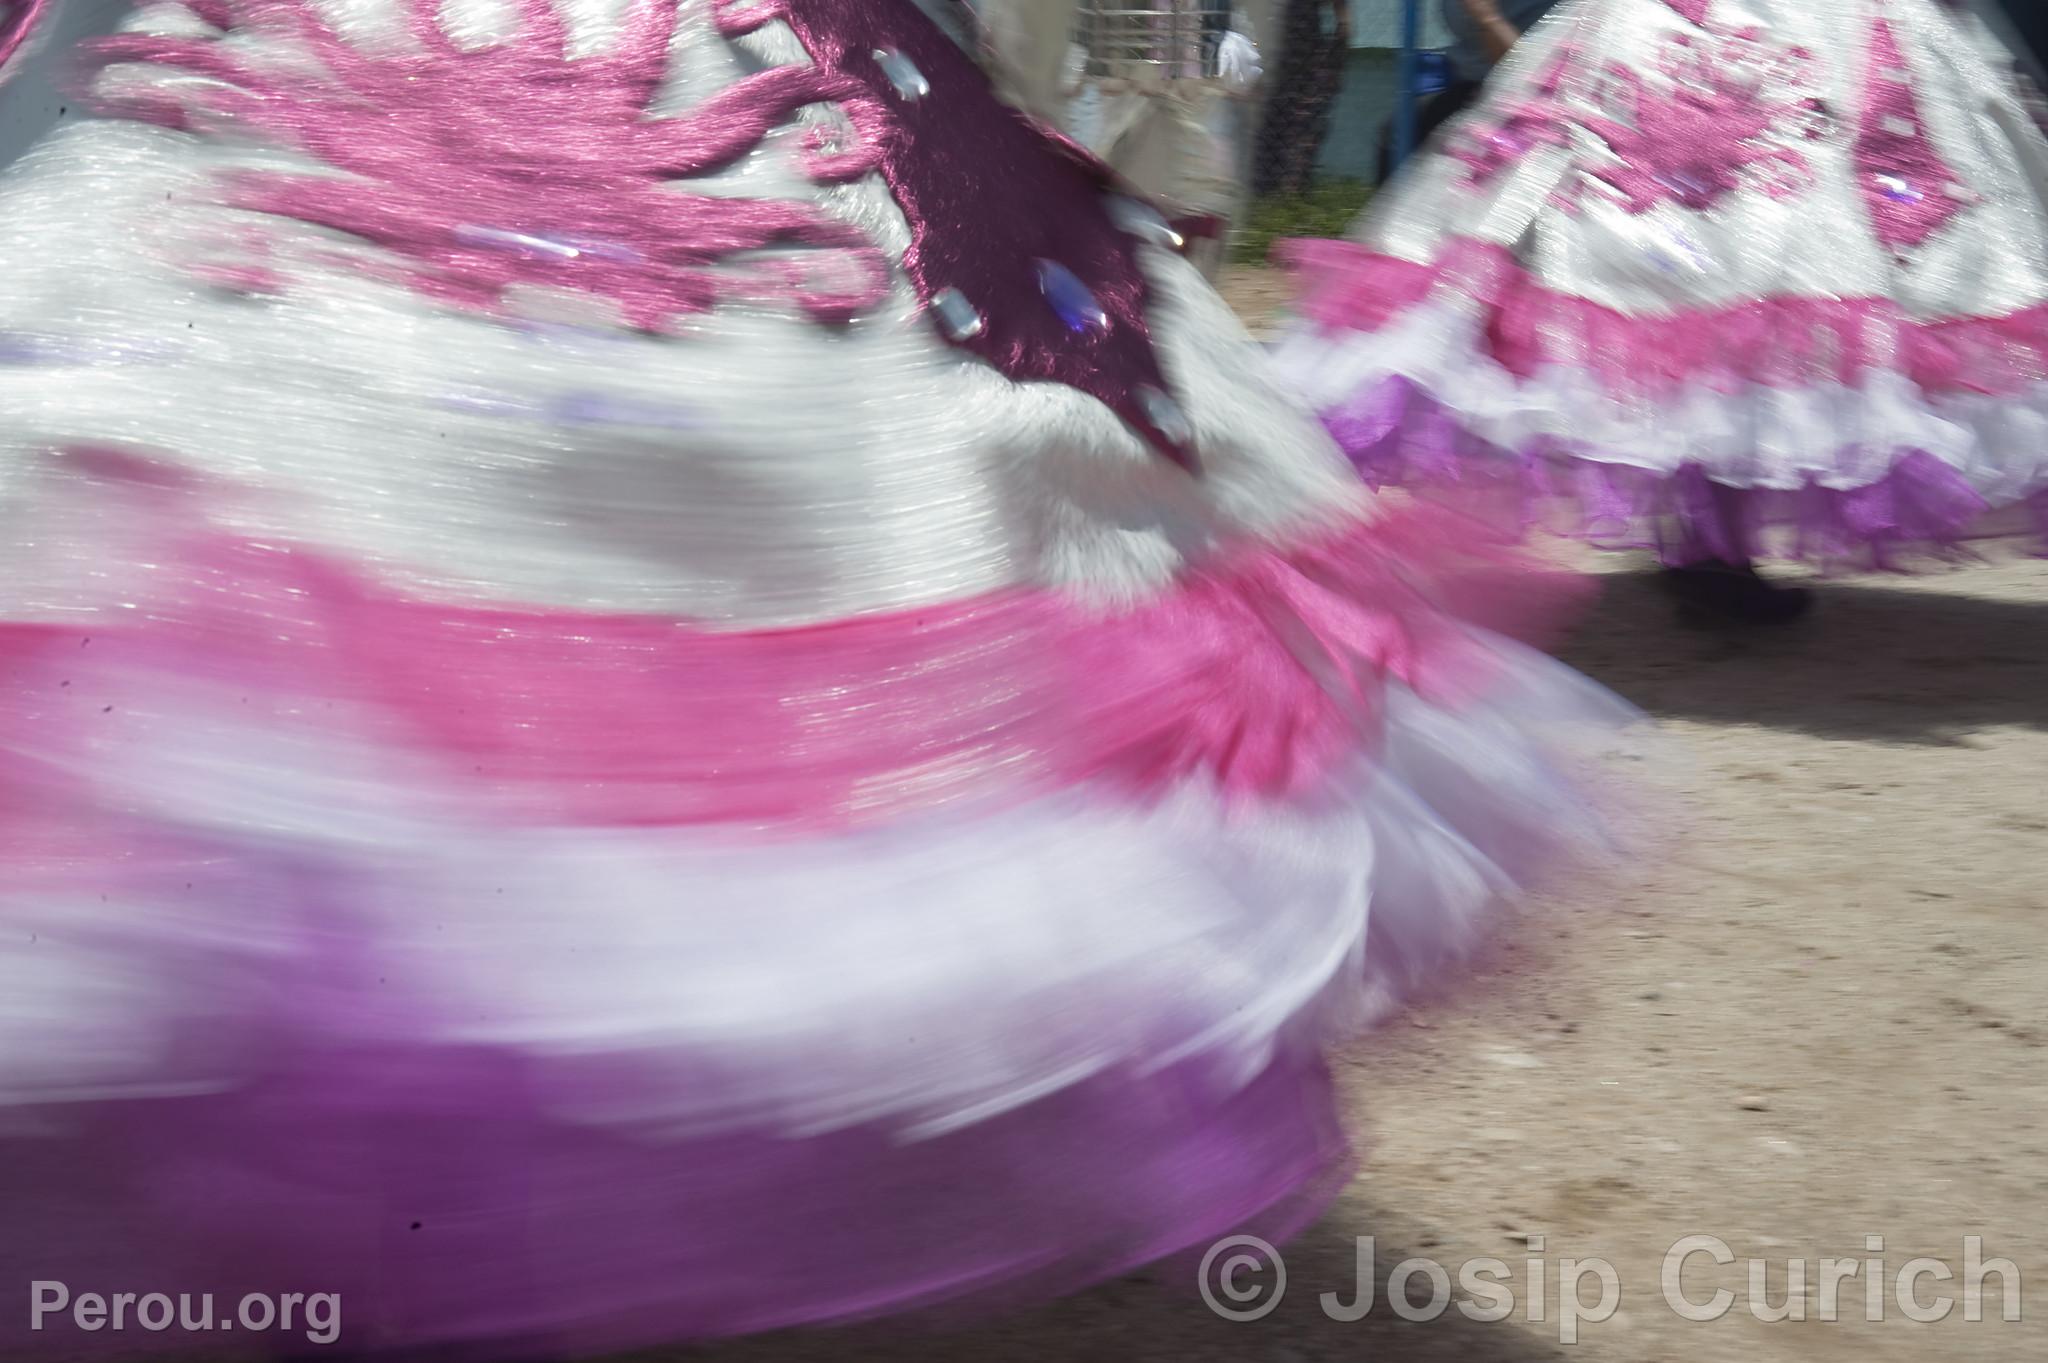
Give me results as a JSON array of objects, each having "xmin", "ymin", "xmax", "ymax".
[{"xmin": 663, "ymin": 270, "xmax": 2048, "ymax": 1363}]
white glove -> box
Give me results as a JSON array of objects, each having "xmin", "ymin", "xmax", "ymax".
[
  {"xmin": 1217, "ymin": 30, "xmax": 1262, "ymax": 94},
  {"xmin": 1062, "ymin": 39, "xmax": 1088, "ymax": 96}
]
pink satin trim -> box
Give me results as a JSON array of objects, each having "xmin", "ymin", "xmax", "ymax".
[
  {"xmin": 0, "ymin": 460, "xmax": 1588, "ymax": 829},
  {"xmin": 1282, "ymin": 237, "xmax": 2048, "ymax": 399},
  {"xmin": 0, "ymin": 0, "xmax": 48, "ymax": 75}
]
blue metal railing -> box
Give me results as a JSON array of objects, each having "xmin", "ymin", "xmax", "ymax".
[{"xmin": 1391, "ymin": 0, "xmax": 1422, "ymax": 170}]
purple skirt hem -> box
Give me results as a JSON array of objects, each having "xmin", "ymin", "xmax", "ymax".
[
  {"xmin": 2, "ymin": 1042, "xmax": 1348, "ymax": 1359},
  {"xmin": 1327, "ymin": 377, "xmax": 2048, "ymax": 570}
]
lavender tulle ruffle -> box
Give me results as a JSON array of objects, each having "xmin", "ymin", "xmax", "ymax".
[
  {"xmin": 1327, "ymin": 373, "xmax": 2046, "ymax": 569},
  {"xmin": 0, "ymin": 489, "xmax": 1641, "ymax": 1358},
  {"xmin": 3, "ymin": 1041, "xmax": 1344, "ymax": 1359},
  {"xmin": 1274, "ymin": 231, "xmax": 2048, "ymax": 566},
  {"xmin": 0, "ymin": 660, "xmax": 1625, "ymax": 1359}
]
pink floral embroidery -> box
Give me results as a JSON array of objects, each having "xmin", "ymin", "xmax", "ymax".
[
  {"xmin": 1576, "ymin": 25, "xmax": 1819, "ymax": 214},
  {"xmin": 1452, "ymin": 21, "xmax": 1821, "ymax": 218},
  {"xmin": 85, "ymin": 0, "xmax": 1197, "ymax": 470},
  {"xmin": 1447, "ymin": 49, "xmax": 1577, "ymax": 189},
  {"xmin": 1852, "ymin": 17, "xmax": 1971, "ymax": 252},
  {"xmin": 85, "ymin": 0, "xmax": 891, "ymax": 328}
]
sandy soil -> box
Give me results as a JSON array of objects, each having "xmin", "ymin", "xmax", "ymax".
[{"xmin": 660, "ymin": 269, "xmax": 2048, "ymax": 1363}]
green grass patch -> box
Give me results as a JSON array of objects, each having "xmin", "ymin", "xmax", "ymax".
[{"xmin": 1230, "ymin": 178, "xmax": 1374, "ymax": 266}]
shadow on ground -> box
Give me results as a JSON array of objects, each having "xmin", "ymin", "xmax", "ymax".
[
  {"xmin": 651, "ymin": 1224, "xmax": 1571, "ymax": 1363},
  {"xmin": 1554, "ymin": 567, "xmax": 2048, "ymax": 743}
]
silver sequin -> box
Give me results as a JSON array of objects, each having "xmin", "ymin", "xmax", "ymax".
[
  {"xmin": 930, "ymin": 287, "xmax": 985, "ymax": 341},
  {"xmin": 1107, "ymin": 197, "xmax": 1185, "ymax": 251},
  {"xmin": 873, "ymin": 48, "xmax": 930, "ymax": 101}
]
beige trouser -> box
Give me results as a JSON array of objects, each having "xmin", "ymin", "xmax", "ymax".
[{"xmin": 978, "ymin": 1, "xmax": 1275, "ymax": 277}]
